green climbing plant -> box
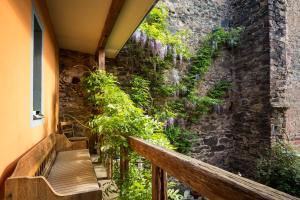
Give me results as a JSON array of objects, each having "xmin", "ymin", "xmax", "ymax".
[
  {"xmin": 207, "ymin": 80, "xmax": 232, "ymax": 99},
  {"xmin": 165, "ymin": 126, "xmax": 195, "ymax": 154},
  {"xmin": 140, "ymin": 2, "xmax": 192, "ymax": 58},
  {"xmin": 185, "ymin": 27, "xmax": 243, "ymax": 91},
  {"xmin": 129, "ymin": 75, "xmax": 152, "ymax": 111}
]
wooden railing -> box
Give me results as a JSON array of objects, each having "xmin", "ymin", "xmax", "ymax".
[{"xmin": 127, "ymin": 136, "xmax": 299, "ymax": 200}]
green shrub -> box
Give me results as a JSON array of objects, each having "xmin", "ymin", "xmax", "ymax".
[
  {"xmin": 114, "ymin": 157, "xmax": 184, "ymax": 200},
  {"xmin": 82, "ymin": 71, "xmax": 176, "ymax": 200},
  {"xmin": 153, "ymin": 105, "xmax": 177, "ymax": 122},
  {"xmin": 82, "ymin": 70, "xmax": 172, "ymax": 150},
  {"xmin": 256, "ymin": 142, "xmax": 300, "ymax": 197},
  {"xmin": 117, "ymin": 160, "xmax": 152, "ymax": 200}
]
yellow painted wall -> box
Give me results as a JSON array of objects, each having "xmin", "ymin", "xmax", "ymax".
[{"xmin": 0, "ymin": 0, "xmax": 59, "ymax": 187}]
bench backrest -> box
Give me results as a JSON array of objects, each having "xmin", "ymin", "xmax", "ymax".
[{"xmin": 11, "ymin": 134, "xmax": 56, "ymax": 177}]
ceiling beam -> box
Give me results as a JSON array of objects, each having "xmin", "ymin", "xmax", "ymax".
[{"xmin": 96, "ymin": 0, "xmax": 126, "ymax": 55}]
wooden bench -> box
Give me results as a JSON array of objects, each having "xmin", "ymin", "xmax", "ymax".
[{"xmin": 5, "ymin": 134, "xmax": 102, "ymax": 200}]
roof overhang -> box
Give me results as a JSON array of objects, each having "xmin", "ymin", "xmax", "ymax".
[{"xmin": 46, "ymin": 0, "xmax": 157, "ymax": 58}]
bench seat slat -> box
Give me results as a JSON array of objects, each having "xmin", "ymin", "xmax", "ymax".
[{"xmin": 47, "ymin": 149, "xmax": 100, "ymax": 196}]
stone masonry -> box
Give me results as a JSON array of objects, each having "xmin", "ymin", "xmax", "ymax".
[
  {"xmin": 59, "ymin": 49, "xmax": 96, "ymax": 137},
  {"xmin": 229, "ymin": 0, "xmax": 272, "ymax": 176},
  {"xmin": 286, "ymin": 0, "xmax": 300, "ymax": 151}
]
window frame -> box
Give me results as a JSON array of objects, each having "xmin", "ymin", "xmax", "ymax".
[{"xmin": 30, "ymin": 6, "xmax": 44, "ymax": 127}]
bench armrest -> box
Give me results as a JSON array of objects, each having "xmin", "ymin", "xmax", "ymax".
[{"xmin": 55, "ymin": 134, "xmax": 89, "ymax": 152}]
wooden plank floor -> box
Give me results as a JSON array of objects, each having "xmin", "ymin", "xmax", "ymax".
[{"xmin": 91, "ymin": 154, "xmax": 119, "ymax": 200}]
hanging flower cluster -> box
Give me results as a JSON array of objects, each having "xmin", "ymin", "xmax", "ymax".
[
  {"xmin": 132, "ymin": 30, "xmax": 184, "ymax": 64},
  {"xmin": 131, "ymin": 2, "xmax": 191, "ymax": 63}
]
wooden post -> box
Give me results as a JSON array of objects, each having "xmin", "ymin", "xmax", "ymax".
[
  {"xmin": 97, "ymin": 134, "xmax": 105, "ymax": 163},
  {"xmin": 152, "ymin": 164, "xmax": 167, "ymax": 200},
  {"xmin": 120, "ymin": 146, "xmax": 129, "ymax": 184},
  {"xmin": 106, "ymin": 156, "xmax": 113, "ymax": 179},
  {"xmin": 98, "ymin": 48, "xmax": 105, "ymax": 70}
]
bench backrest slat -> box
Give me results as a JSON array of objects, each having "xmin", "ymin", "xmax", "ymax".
[{"xmin": 12, "ymin": 134, "xmax": 56, "ymax": 177}]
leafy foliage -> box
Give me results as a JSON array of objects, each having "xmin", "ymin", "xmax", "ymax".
[
  {"xmin": 82, "ymin": 70, "xmax": 172, "ymax": 151},
  {"xmin": 185, "ymin": 80, "xmax": 232, "ymax": 121},
  {"xmin": 165, "ymin": 126, "xmax": 195, "ymax": 154},
  {"xmin": 207, "ymin": 80, "xmax": 232, "ymax": 99},
  {"xmin": 140, "ymin": 2, "xmax": 192, "ymax": 58},
  {"xmin": 185, "ymin": 27, "xmax": 243, "ymax": 91},
  {"xmin": 112, "ymin": 153, "xmax": 185, "ymax": 200},
  {"xmin": 82, "ymin": 71, "xmax": 176, "ymax": 200},
  {"xmin": 256, "ymin": 142, "xmax": 300, "ymax": 197},
  {"xmin": 187, "ymin": 95, "xmax": 222, "ymax": 119},
  {"xmin": 168, "ymin": 189, "xmax": 184, "ymax": 200},
  {"xmin": 117, "ymin": 161, "xmax": 152, "ymax": 199},
  {"xmin": 129, "ymin": 75, "xmax": 152, "ymax": 111}
]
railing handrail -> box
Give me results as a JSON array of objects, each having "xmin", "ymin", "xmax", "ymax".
[{"xmin": 128, "ymin": 136, "xmax": 299, "ymax": 200}]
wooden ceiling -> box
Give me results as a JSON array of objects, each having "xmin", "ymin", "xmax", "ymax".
[{"xmin": 46, "ymin": 0, "xmax": 157, "ymax": 58}]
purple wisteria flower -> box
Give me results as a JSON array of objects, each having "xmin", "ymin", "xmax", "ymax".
[
  {"xmin": 132, "ymin": 30, "xmax": 141, "ymax": 43},
  {"xmin": 166, "ymin": 117, "xmax": 175, "ymax": 127},
  {"xmin": 172, "ymin": 48, "xmax": 177, "ymax": 65},
  {"xmin": 140, "ymin": 32, "xmax": 147, "ymax": 47},
  {"xmin": 149, "ymin": 40, "xmax": 156, "ymax": 55},
  {"xmin": 179, "ymin": 54, "xmax": 183, "ymax": 65},
  {"xmin": 155, "ymin": 40, "xmax": 162, "ymax": 56}
]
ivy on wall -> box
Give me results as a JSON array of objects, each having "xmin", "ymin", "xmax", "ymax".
[
  {"xmin": 129, "ymin": 76, "xmax": 152, "ymax": 111},
  {"xmin": 185, "ymin": 27, "xmax": 243, "ymax": 91}
]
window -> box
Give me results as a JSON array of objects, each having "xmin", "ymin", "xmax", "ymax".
[{"xmin": 32, "ymin": 14, "xmax": 44, "ymax": 122}]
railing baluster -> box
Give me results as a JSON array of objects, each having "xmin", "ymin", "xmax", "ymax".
[{"xmin": 152, "ymin": 163, "xmax": 167, "ymax": 200}]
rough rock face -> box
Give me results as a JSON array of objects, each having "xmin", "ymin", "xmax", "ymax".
[
  {"xmin": 59, "ymin": 49, "xmax": 96, "ymax": 137},
  {"xmin": 161, "ymin": 0, "xmax": 236, "ymax": 171},
  {"xmin": 162, "ymin": 0, "xmax": 273, "ymax": 176},
  {"xmin": 164, "ymin": 0, "xmax": 231, "ymax": 50},
  {"xmin": 189, "ymin": 50, "xmax": 235, "ymax": 171},
  {"xmin": 229, "ymin": 0, "xmax": 272, "ymax": 177},
  {"xmin": 286, "ymin": 0, "xmax": 300, "ymax": 151}
]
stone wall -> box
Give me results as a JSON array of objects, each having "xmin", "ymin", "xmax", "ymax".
[
  {"xmin": 229, "ymin": 0, "xmax": 272, "ymax": 177},
  {"xmin": 164, "ymin": 0, "xmax": 231, "ymax": 50},
  {"xmin": 286, "ymin": 0, "xmax": 300, "ymax": 150},
  {"xmin": 189, "ymin": 50, "xmax": 235, "ymax": 170},
  {"xmin": 165, "ymin": 0, "xmax": 236, "ymax": 171},
  {"xmin": 59, "ymin": 49, "xmax": 96, "ymax": 137},
  {"xmin": 161, "ymin": 0, "xmax": 237, "ymax": 170},
  {"xmin": 268, "ymin": 0, "xmax": 288, "ymax": 145}
]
